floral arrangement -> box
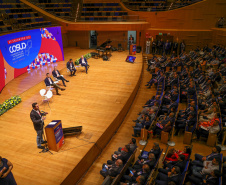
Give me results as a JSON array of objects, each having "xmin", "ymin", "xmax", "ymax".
[
  {"xmin": 74, "ymin": 53, "xmax": 91, "ymax": 65},
  {"xmin": 0, "ymin": 96, "xmax": 21, "ymax": 116}
]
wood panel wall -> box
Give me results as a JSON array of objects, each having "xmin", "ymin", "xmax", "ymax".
[
  {"xmin": 211, "ymin": 28, "xmax": 226, "ymax": 46},
  {"xmin": 67, "ymin": 31, "xmax": 90, "ymax": 49}
]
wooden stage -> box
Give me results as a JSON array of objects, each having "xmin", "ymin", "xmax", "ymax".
[{"xmin": 0, "ymin": 48, "xmax": 143, "ymax": 185}]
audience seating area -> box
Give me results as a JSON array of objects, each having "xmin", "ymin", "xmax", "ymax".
[
  {"xmin": 98, "ymin": 42, "xmax": 226, "ymax": 184},
  {"xmin": 32, "ymin": 0, "xmax": 72, "ymax": 18},
  {"xmin": 81, "ymin": 3, "xmax": 128, "ymax": 21},
  {"xmin": 127, "ymin": 0, "xmax": 167, "ymax": 11},
  {"xmin": 124, "ymin": 0, "xmax": 203, "ymax": 11},
  {"xmin": 0, "ymin": 0, "xmax": 52, "ymax": 33}
]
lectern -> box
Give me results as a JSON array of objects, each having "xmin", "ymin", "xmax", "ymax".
[
  {"xmin": 129, "ymin": 44, "xmax": 136, "ymax": 55},
  {"xmin": 45, "ymin": 120, "xmax": 64, "ymax": 152}
]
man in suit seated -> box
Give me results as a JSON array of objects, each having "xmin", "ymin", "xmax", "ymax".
[
  {"xmin": 133, "ymin": 153, "xmax": 156, "ymax": 171},
  {"xmin": 174, "ymin": 113, "xmax": 196, "ymax": 136},
  {"xmin": 155, "ymin": 166, "xmax": 180, "ymax": 185},
  {"xmin": 123, "ymin": 164, "xmax": 150, "ymax": 183},
  {"xmin": 133, "ymin": 116, "xmax": 152, "ymax": 137},
  {"xmin": 108, "ymin": 145, "xmax": 130, "ymax": 164},
  {"xmin": 120, "ymin": 175, "xmax": 146, "ymax": 185},
  {"xmin": 44, "ymin": 73, "xmax": 65, "ymax": 95},
  {"xmin": 188, "ymin": 169, "xmax": 221, "ymax": 185},
  {"xmin": 162, "ymin": 90, "xmax": 178, "ymax": 105},
  {"xmin": 191, "ymin": 157, "xmax": 220, "ymax": 179},
  {"xmin": 67, "ymin": 59, "xmax": 76, "ymax": 76},
  {"xmin": 100, "ymin": 159, "xmax": 123, "ymax": 178},
  {"xmin": 115, "ymin": 138, "xmax": 137, "ymax": 155},
  {"xmin": 79, "ymin": 55, "xmax": 90, "ymax": 74},
  {"xmin": 52, "ymin": 66, "xmax": 69, "ymax": 87},
  {"xmin": 192, "ymin": 146, "xmax": 221, "ymax": 167}
]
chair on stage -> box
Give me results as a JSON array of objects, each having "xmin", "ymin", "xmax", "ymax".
[{"xmin": 40, "ymin": 89, "xmax": 53, "ymax": 103}]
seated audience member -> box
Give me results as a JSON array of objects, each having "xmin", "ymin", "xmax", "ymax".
[
  {"xmin": 134, "ymin": 108, "xmax": 156, "ymax": 123},
  {"xmin": 194, "ymin": 120, "xmax": 220, "ymax": 140},
  {"xmin": 188, "ymin": 169, "xmax": 221, "ymax": 185},
  {"xmin": 115, "ymin": 138, "xmax": 137, "ymax": 155},
  {"xmin": 133, "ymin": 153, "xmax": 156, "ymax": 170},
  {"xmin": 52, "ymin": 66, "xmax": 69, "ymax": 87},
  {"xmin": 146, "ymin": 71, "xmax": 164, "ymax": 88},
  {"xmin": 109, "ymin": 145, "xmax": 130, "ymax": 164},
  {"xmin": 155, "ymin": 166, "xmax": 181, "ymax": 185},
  {"xmin": 160, "ymin": 155, "xmax": 186, "ymax": 174},
  {"xmin": 192, "ymin": 146, "xmax": 221, "ymax": 167},
  {"xmin": 191, "ymin": 157, "xmax": 220, "ymax": 179},
  {"xmin": 148, "ymin": 143, "xmax": 161, "ymax": 159},
  {"xmin": 175, "ymin": 146, "xmax": 191, "ymax": 160},
  {"xmin": 100, "ymin": 159, "xmax": 123, "ymax": 178},
  {"xmin": 143, "ymin": 95, "xmax": 160, "ymax": 107},
  {"xmin": 120, "ymin": 175, "xmax": 146, "ymax": 185},
  {"xmin": 123, "ymin": 164, "xmax": 150, "ymax": 183},
  {"xmin": 174, "ymin": 113, "xmax": 196, "ymax": 136},
  {"xmin": 79, "ymin": 55, "xmax": 90, "ymax": 74},
  {"xmin": 44, "ymin": 73, "xmax": 65, "ymax": 95},
  {"xmin": 199, "ymin": 107, "xmax": 218, "ymax": 122},
  {"xmin": 164, "ymin": 148, "xmax": 179, "ymax": 162},
  {"xmin": 151, "ymin": 121, "xmax": 172, "ymax": 137},
  {"xmin": 67, "ymin": 59, "xmax": 76, "ymax": 76},
  {"xmin": 133, "ymin": 116, "xmax": 152, "ymax": 137}
]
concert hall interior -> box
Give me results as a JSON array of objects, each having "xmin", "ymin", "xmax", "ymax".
[{"xmin": 0, "ymin": 0, "xmax": 226, "ymax": 185}]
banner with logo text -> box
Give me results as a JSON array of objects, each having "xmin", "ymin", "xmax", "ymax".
[{"xmin": 0, "ymin": 26, "xmax": 64, "ymax": 92}]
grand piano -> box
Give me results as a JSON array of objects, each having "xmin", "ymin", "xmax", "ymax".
[{"xmin": 97, "ymin": 39, "xmax": 112, "ymax": 57}]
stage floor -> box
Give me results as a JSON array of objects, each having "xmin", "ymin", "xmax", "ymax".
[{"xmin": 0, "ymin": 48, "xmax": 143, "ymax": 185}]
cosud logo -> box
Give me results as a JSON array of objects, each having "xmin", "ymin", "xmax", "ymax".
[
  {"xmin": 9, "ymin": 42, "xmax": 27, "ymax": 53},
  {"xmin": 0, "ymin": 29, "xmax": 42, "ymax": 69}
]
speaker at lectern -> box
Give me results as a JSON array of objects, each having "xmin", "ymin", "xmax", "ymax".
[{"xmin": 45, "ymin": 120, "xmax": 64, "ymax": 152}]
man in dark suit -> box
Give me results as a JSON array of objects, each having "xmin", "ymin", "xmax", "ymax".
[
  {"xmin": 188, "ymin": 169, "xmax": 221, "ymax": 185},
  {"xmin": 163, "ymin": 155, "xmax": 187, "ymax": 173},
  {"xmin": 79, "ymin": 55, "xmax": 90, "ymax": 74},
  {"xmin": 123, "ymin": 164, "xmax": 150, "ymax": 183},
  {"xmin": 172, "ymin": 42, "xmax": 178, "ymax": 55},
  {"xmin": 30, "ymin": 102, "xmax": 48, "ymax": 149},
  {"xmin": 44, "ymin": 73, "xmax": 65, "ymax": 95},
  {"xmin": 52, "ymin": 66, "xmax": 69, "ymax": 87},
  {"xmin": 100, "ymin": 159, "xmax": 123, "ymax": 178},
  {"xmin": 164, "ymin": 40, "xmax": 170, "ymax": 55},
  {"xmin": 155, "ymin": 166, "xmax": 180, "ymax": 185},
  {"xmin": 67, "ymin": 59, "xmax": 76, "ymax": 76}
]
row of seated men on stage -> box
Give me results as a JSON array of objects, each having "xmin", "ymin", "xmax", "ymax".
[
  {"xmin": 43, "ymin": 55, "xmax": 90, "ymax": 95},
  {"xmin": 99, "ymin": 137, "xmax": 224, "ymax": 185}
]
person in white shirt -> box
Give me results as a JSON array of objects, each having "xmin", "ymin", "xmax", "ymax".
[
  {"xmin": 146, "ymin": 39, "xmax": 151, "ymax": 54},
  {"xmin": 79, "ymin": 55, "xmax": 90, "ymax": 74}
]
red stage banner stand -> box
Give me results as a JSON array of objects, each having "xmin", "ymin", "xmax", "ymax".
[
  {"xmin": 130, "ymin": 44, "xmax": 136, "ymax": 55},
  {"xmin": 45, "ymin": 120, "xmax": 64, "ymax": 152}
]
